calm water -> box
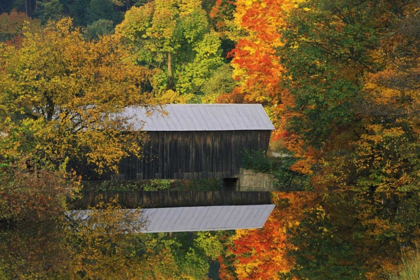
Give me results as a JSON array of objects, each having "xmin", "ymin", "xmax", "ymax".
[{"xmin": 1, "ymin": 191, "xmax": 418, "ymax": 279}]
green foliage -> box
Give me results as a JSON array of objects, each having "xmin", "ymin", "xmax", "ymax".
[
  {"xmin": 171, "ymin": 231, "xmax": 225, "ymax": 279},
  {"xmin": 179, "ymin": 248, "xmax": 210, "ymax": 279},
  {"xmin": 282, "ymin": 206, "xmax": 366, "ymax": 280},
  {"xmin": 84, "ymin": 180, "xmax": 171, "ymax": 191},
  {"xmin": 272, "ymin": 157, "xmax": 312, "ymax": 191},
  {"xmin": 201, "ymin": 63, "xmax": 236, "ymax": 99},
  {"xmin": 35, "ymin": 0, "xmax": 64, "ymax": 24},
  {"xmin": 141, "ymin": 179, "xmax": 171, "ymax": 191},
  {"xmin": 242, "ymin": 149, "xmax": 272, "ymax": 173},
  {"xmin": 242, "ymin": 149, "xmax": 311, "ymax": 191},
  {"xmin": 68, "ymin": 0, "xmax": 90, "ymax": 26},
  {"xmin": 84, "ymin": 19, "xmax": 115, "ymax": 40},
  {"xmin": 195, "ymin": 231, "xmax": 224, "ymax": 260},
  {"xmin": 174, "ymin": 179, "xmax": 222, "ymax": 191},
  {"xmin": 87, "ymin": 0, "xmax": 121, "ymax": 24},
  {"xmin": 85, "ymin": 179, "xmax": 221, "ymax": 192},
  {"xmin": 280, "ymin": 0, "xmax": 381, "ymax": 148},
  {"xmin": 116, "ymin": 0, "xmax": 224, "ymax": 99}
]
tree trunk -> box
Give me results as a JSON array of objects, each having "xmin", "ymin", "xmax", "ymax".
[{"xmin": 167, "ymin": 52, "xmax": 174, "ymax": 90}]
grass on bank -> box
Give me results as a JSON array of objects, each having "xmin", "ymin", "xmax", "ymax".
[{"xmin": 390, "ymin": 249, "xmax": 420, "ymax": 280}]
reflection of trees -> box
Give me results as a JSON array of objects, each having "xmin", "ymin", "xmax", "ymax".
[
  {"xmin": 283, "ymin": 192, "xmax": 420, "ymax": 279},
  {"xmin": 0, "ymin": 198, "xmax": 180, "ymax": 279},
  {"xmin": 221, "ymin": 192, "xmax": 420, "ymax": 279},
  {"xmin": 0, "ymin": 169, "xmax": 222, "ymax": 279},
  {"xmin": 0, "ymin": 162, "xmax": 174, "ymax": 279}
]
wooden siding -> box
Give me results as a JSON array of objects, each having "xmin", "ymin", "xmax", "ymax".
[
  {"xmin": 70, "ymin": 191, "xmax": 273, "ymax": 209},
  {"xmin": 121, "ymin": 130, "xmax": 271, "ymax": 180},
  {"xmin": 76, "ymin": 130, "xmax": 271, "ymax": 180}
]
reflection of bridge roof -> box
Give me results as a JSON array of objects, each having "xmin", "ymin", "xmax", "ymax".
[
  {"xmin": 121, "ymin": 104, "xmax": 275, "ymax": 131},
  {"xmin": 69, "ymin": 204, "xmax": 275, "ymax": 233}
]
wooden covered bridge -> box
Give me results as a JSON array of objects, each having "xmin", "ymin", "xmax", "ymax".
[
  {"xmin": 80, "ymin": 104, "xmax": 275, "ymax": 181},
  {"xmin": 70, "ymin": 104, "xmax": 276, "ymax": 232}
]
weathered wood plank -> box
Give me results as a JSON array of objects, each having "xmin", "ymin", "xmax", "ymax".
[{"xmin": 73, "ymin": 130, "xmax": 271, "ymax": 180}]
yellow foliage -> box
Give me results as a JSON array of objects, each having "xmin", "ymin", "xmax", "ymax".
[{"xmin": 0, "ymin": 18, "xmax": 155, "ymax": 173}]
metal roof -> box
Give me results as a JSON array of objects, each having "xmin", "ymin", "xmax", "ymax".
[
  {"xmin": 68, "ymin": 204, "xmax": 275, "ymax": 233},
  {"xmin": 120, "ymin": 104, "xmax": 275, "ymax": 131}
]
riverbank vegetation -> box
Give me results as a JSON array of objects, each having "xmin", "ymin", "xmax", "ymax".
[{"xmin": 1, "ymin": 0, "xmax": 420, "ymax": 279}]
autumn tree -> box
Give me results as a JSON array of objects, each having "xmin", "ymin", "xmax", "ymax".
[
  {"xmin": 209, "ymin": 0, "xmax": 236, "ymax": 59},
  {"xmin": 0, "ymin": 10, "xmax": 40, "ymax": 47},
  {"xmin": 275, "ymin": 3, "xmax": 420, "ymax": 276},
  {"xmin": 0, "ymin": 191, "xmax": 185, "ymax": 279},
  {"xmin": 0, "ymin": 18, "xmax": 154, "ymax": 173},
  {"xmin": 278, "ymin": 0, "xmax": 420, "ymax": 187},
  {"xmin": 116, "ymin": 0, "xmax": 224, "ymax": 102}
]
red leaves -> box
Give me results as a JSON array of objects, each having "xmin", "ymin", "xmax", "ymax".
[
  {"xmin": 0, "ymin": 10, "xmax": 40, "ymax": 47},
  {"xmin": 219, "ymin": 193, "xmax": 313, "ymax": 279}
]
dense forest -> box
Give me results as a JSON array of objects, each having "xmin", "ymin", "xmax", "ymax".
[{"xmin": 1, "ymin": 0, "xmax": 420, "ymax": 279}]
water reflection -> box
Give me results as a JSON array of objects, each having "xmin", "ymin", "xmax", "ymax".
[{"xmin": 1, "ymin": 192, "xmax": 419, "ymax": 279}]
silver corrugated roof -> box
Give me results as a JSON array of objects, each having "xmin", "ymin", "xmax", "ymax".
[
  {"xmin": 120, "ymin": 104, "xmax": 275, "ymax": 131},
  {"xmin": 68, "ymin": 204, "xmax": 275, "ymax": 233}
]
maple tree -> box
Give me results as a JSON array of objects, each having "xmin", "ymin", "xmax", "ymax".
[
  {"xmin": 228, "ymin": 0, "xmax": 292, "ymax": 103},
  {"xmin": 214, "ymin": 0, "xmax": 300, "ymax": 146},
  {"xmin": 0, "ymin": 18, "xmax": 154, "ymax": 173}
]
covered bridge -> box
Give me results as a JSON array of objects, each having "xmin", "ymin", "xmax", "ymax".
[{"xmin": 82, "ymin": 104, "xmax": 275, "ymax": 181}]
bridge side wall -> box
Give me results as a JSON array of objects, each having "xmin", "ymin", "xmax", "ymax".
[
  {"xmin": 74, "ymin": 130, "xmax": 271, "ymax": 180},
  {"xmin": 119, "ymin": 130, "xmax": 271, "ymax": 180}
]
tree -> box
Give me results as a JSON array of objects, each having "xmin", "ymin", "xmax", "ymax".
[
  {"xmin": 84, "ymin": 19, "xmax": 115, "ymax": 40},
  {"xmin": 215, "ymin": 0, "xmax": 298, "ymax": 144},
  {"xmin": 0, "ymin": 187, "xmax": 182, "ymax": 279},
  {"xmin": 0, "ymin": 10, "xmax": 40, "ymax": 47},
  {"xmin": 209, "ymin": 0, "xmax": 236, "ymax": 59},
  {"xmin": 67, "ymin": 0, "xmax": 90, "ymax": 26},
  {"xmin": 0, "ymin": 18, "xmax": 154, "ymax": 173},
  {"xmin": 229, "ymin": 0, "xmax": 293, "ymax": 104},
  {"xmin": 87, "ymin": 0, "xmax": 121, "ymax": 25},
  {"xmin": 116, "ymin": 0, "xmax": 224, "ymax": 101},
  {"xmin": 279, "ymin": 0, "xmax": 420, "ymax": 187},
  {"xmin": 34, "ymin": 0, "xmax": 64, "ymax": 24}
]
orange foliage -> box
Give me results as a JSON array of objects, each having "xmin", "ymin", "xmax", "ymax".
[
  {"xmin": 220, "ymin": 192, "xmax": 317, "ymax": 279},
  {"xmin": 229, "ymin": 0, "xmax": 292, "ymax": 105},
  {"xmin": 216, "ymin": 91, "xmax": 245, "ymax": 103},
  {"xmin": 218, "ymin": 0, "xmax": 299, "ymax": 155}
]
